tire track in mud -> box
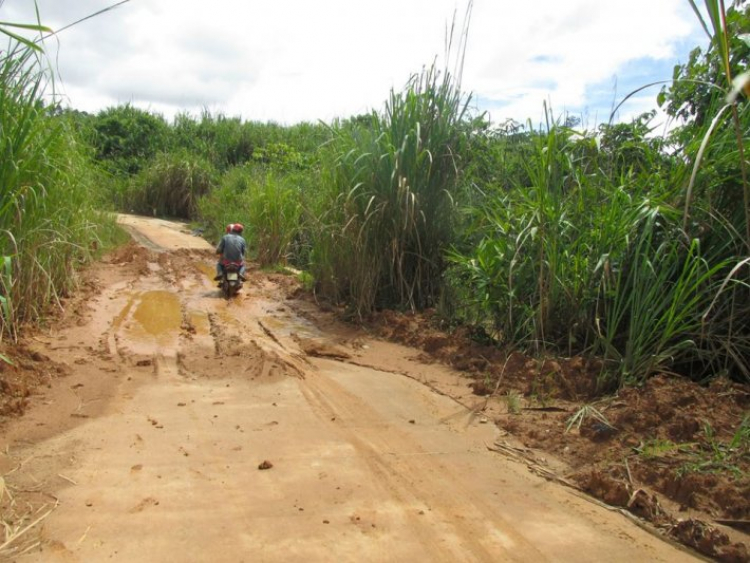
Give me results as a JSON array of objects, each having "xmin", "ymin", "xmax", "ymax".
[
  {"xmin": 104, "ymin": 245, "xmax": 303, "ymax": 386},
  {"xmin": 296, "ymin": 365, "xmax": 538, "ymax": 561}
]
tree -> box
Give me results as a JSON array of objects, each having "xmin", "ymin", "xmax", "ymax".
[{"xmin": 92, "ymin": 105, "xmax": 169, "ymax": 175}]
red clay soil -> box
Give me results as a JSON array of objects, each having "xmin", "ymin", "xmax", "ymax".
[{"xmin": 364, "ymin": 309, "xmax": 750, "ymax": 562}]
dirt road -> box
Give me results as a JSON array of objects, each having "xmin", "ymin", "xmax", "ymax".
[{"xmin": 0, "ymin": 216, "xmax": 698, "ymax": 562}]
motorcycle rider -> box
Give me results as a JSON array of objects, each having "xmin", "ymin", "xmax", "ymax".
[{"xmin": 215, "ymin": 223, "xmax": 247, "ymax": 282}]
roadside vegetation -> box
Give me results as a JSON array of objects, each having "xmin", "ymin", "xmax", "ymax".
[
  {"xmin": 0, "ymin": 36, "xmax": 123, "ymax": 346},
  {"xmin": 4, "ymin": 1, "xmax": 749, "ymax": 392}
]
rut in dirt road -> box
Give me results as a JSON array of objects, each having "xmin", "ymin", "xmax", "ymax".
[{"xmin": 0, "ymin": 216, "xmax": 699, "ymax": 562}]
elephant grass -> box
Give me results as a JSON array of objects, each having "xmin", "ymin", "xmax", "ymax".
[
  {"xmin": 0, "ymin": 41, "xmax": 119, "ymax": 342},
  {"xmin": 447, "ymin": 114, "xmax": 750, "ymax": 386},
  {"xmin": 309, "ymin": 64, "xmax": 471, "ymax": 317}
]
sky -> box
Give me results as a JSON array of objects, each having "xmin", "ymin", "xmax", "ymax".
[{"xmin": 2, "ymin": 0, "xmax": 707, "ymax": 130}]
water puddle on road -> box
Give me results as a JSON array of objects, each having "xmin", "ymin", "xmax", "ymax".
[
  {"xmin": 129, "ymin": 291, "xmax": 182, "ymax": 343},
  {"xmin": 196, "ymin": 262, "xmax": 216, "ymax": 281}
]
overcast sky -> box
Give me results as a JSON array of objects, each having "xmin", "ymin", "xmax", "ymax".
[{"xmin": 2, "ymin": 0, "xmax": 705, "ymax": 129}]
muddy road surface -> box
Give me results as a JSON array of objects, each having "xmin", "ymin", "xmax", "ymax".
[{"xmin": 0, "ymin": 216, "xmax": 698, "ymax": 562}]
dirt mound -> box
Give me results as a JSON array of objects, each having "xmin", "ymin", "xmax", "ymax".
[
  {"xmin": 104, "ymin": 241, "xmax": 153, "ymax": 265},
  {"xmin": 371, "ymin": 310, "xmax": 607, "ymax": 400},
  {"xmin": 0, "ymin": 344, "xmax": 68, "ymax": 417}
]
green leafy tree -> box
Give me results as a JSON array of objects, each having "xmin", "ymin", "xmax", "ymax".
[{"xmin": 92, "ymin": 104, "xmax": 169, "ymax": 175}]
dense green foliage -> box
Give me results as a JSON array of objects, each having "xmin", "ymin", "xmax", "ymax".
[
  {"xmin": 124, "ymin": 150, "xmax": 216, "ymax": 219},
  {"xmin": 0, "ymin": 42, "xmax": 122, "ymax": 342},
  {"xmin": 197, "ymin": 166, "xmax": 306, "ymax": 267},
  {"xmin": 447, "ymin": 110, "xmax": 748, "ymax": 387},
  {"xmin": 444, "ymin": 0, "xmax": 750, "ymax": 387},
  {"xmin": 5, "ymin": 1, "xmax": 748, "ymax": 391}
]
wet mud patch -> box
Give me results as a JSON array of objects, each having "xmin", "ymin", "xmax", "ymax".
[
  {"xmin": 131, "ymin": 291, "xmax": 182, "ymax": 342},
  {"xmin": 176, "ymin": 343, "xmax": 294, "ymax": 383},
  {"xmin": 112, "ymin": 291, "xmax": 184, "ymax": 358},
  {"xmin": 104, "ymin": 241, "xmax": 154, "ymax": 266},
  {"xmin": 294, "ymin": 337, "xmax": 351, "ymax": 360},
  {"xmin": 176, "ymin": 313, "xmax": 296, "ymax": 382}
]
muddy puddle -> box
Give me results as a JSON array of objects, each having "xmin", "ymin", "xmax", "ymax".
[
  {"xmin": 196, "ymin": 262, "xmax": 217, "ymax": 281},
  {"xmin": 121, "ymin": 291, "xmax": 183, "ymax": 345}
]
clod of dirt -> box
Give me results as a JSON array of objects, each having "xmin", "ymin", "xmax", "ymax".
[
  {"xmin": 30, "ymin": 351, "xmax": 49, "ymax": 362},
  {"xmin": 580, "ymin": 421, "xmax": 618, "ymax": 442},
  {"xmin": 258, "ymin": 460, "xmax": 273, "ymax": 470},
  {"xmin": 297, "ymin": 338, "xmax": 351, "ymax": 360},
  {"xmin": 136, "ymin": 359, "xmax": 153, "ymax": 367},
  {"xmin": 575, "ymin": 469, "xmax": 630, "ymax": 507},
  {"xmin": 470, "ymin": 379, "xmax": 492, "ymax": 396},
  {"xmin": 671, "ymin": 518, "xmax": 743, "ymax": 561}
]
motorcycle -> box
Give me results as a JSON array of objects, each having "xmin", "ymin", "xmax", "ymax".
[{"xmin": 219, "ymin": 261, "xmax": 244, "ymax": 298}]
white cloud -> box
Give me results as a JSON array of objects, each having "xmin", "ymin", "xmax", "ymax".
[{"xmin": 1, "ymin": 0, "xmax": 705, "ymax": 125}]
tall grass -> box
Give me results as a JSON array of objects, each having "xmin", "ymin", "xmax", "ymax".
[
  {"xmin": 685, "ymin": 0, "xmax": 750, "ymax": 248},
  {"xmin": 197, "ymin": 165, "xmax": 305, "ymax": 267},
  {"xmin": 0, "ymin": 41, "xmax": 121, "ymax": 342},
  {"xmin": 446, "ymin": 107, "xmax": 750, "ymax": 386},
  {"xmin": 309, "ymin": 64, "xmax": 471, "ymax": 316},
  {"xmin": 124, "ymin": 150, "xmax": 216, "ymax": 218}
]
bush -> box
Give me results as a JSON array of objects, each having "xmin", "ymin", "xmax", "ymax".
[
  {"xmin": 125, "ymin": 150, "xmax": 216, "ymax": 219},
  {"xmin": 197, "ymin": 165, "xmax": 307, "ymax": 267}
]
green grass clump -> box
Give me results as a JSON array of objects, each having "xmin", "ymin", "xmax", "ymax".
[
  {"xmin": 446, "ymin": 105, "xmax": 750, "ymax": 387},
  {"xmin": 0, "ymin": 41, "xmax": 121, "ymax": 341},
  {"xmin": 308, "ymin": 64, "xmax": 471, "ymax": 317},
  {"xmin": 197, "ymin": 165, "xmax": 306, "ymax": 267}
]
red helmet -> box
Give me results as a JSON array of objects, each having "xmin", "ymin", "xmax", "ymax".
[
  {"xmin": 225, "ymin": 223, "xmax": 235, "ymax": 233},
  {"xmin": 231, "ymin": 223, "xmax": 244, "ymax": 233}
]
